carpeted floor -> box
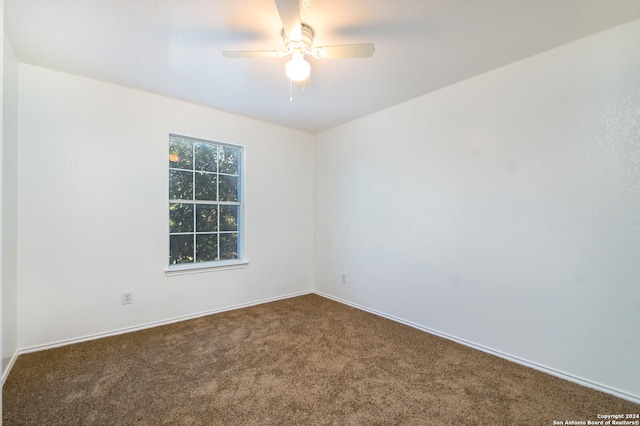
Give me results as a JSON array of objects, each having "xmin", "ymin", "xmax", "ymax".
[{"xmin": 3, "ymin": 294, "xmax": 638, "ymax": 425}]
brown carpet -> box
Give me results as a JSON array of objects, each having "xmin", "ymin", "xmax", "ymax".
[{"xmin": 3, "ymin": 294, "xmax": 638, "ymax": 425}]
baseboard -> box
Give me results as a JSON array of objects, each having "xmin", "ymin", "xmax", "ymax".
[
  {"xmin": 14, "ymin": 290, "xmax": 313, "ymax": 357},
  {"xmin": 2, "ymin": 350, "xmax": 20, "ymax": 386},
  {"xmin": 313, "ymin": 290, "xmax": 640, "ymax": 405}
]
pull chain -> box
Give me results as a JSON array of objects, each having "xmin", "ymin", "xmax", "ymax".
[{"xmin": 289, "ymin": 79, "xmax": 293, "ymax": 101}]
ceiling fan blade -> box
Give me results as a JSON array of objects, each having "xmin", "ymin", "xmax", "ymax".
[
  {"xmin": 312, "ymin": 43, "xmax": 375, "ymax": 59},
  {"xmin": 222, "ymin": 50, "xmax": 284, "ymax": 58},
  {"xmin": 275, "ymin": 0, "xmax": 302, "ymax": 40}
]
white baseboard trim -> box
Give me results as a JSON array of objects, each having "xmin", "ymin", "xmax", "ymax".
[
  {"xmin": 13, "ymin": 290, "xmax": 313, "ymax": 357},
  {"xmin": 313, "ymin": 290, "xmax": 640, "ymax": 405},
  {"xmin": 2, "ymin": 351, "xmax": 20, "ymax": 386}
]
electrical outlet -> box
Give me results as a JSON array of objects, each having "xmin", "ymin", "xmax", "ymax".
[
  {"xmin": 122, "ymin": 291, "xmax": 133, "ymax": 305},
  {"xmin": 341, "ymin": 274, "xmax": 347, "ymax": 284}
]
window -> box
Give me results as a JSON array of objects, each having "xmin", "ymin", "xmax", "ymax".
[{"xmin": 168, "ymin": 134, "xmax": 244, "ymax": 269}]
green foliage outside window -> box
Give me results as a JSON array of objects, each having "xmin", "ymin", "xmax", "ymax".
[{"xmin": 169, "ymin": 135, "xmax": 242, "ymax": 265}]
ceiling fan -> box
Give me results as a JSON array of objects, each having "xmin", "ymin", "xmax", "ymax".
[{"xmin": 222, "ymin": 0, "xmax": 375, "ymax": 84}]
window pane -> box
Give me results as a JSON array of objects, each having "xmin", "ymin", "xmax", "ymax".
[
  {"xmin": 196, "ymin": 205, "xmax": 218, "ymax": 232},
  {"xmin": 169, "ymin": 137, "xmax": 193, "ymax": 169},
  {"xmin": 169, "ymin": 170, "xmax": 193, "ymax": 200},
  {"xmin": 220, "ymin": 205, "xmax": 238, "ymax": 231},
  {"xmin": 194, "ymin": 172, "xmax": 217, "ymax": 201},
  {"xmin": 220, "ymin": 233, "xmax": 238, "ymax": 260},
  {"xmin": 219, "ymin": 146, "xmax": 240, "ymax": 174},
  {"xmin": 194, "ymin": 142, "xmax": 218, "ymax": 172},
  {"xmin": 170, "ymin": 235, "xmax": 194, "ymax": 264},
  {"xmin": 169, "ymin": 136, "xmax": 243, "ymax": 267},
  {"xmin": 219, "ymin": 174, "xmax": 239, "ymax": 202},
  {"xmin": 170, "ymin": 203, "xmax": 194, "ymax": 233},
  {"xmin": 196, "ymin": 234, "xmax": 218, "ymax": 262}
]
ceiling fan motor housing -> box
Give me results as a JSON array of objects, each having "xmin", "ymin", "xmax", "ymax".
[{"xmin": 282, "ymin": 23, "xmax": 314, "ymax": 55}]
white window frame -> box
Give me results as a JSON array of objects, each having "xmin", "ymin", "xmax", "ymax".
[{"xmin": 165, "ymin": 134, "xmax": 247, "ymax": 276}]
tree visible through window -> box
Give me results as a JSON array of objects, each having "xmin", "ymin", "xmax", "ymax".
[{"xmin": 169, "ymin": 135, "xmax": 243, "ymax": 265}]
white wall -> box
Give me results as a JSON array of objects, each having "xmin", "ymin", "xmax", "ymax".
[
  {"xmin": 315, "ymin": 19, "xmax": 640, "ymax": 400},
  {"xmin": 2, "ymin": 31, "xmax": 18, "ymax": 375},
  {"xmin": 0, "ymin": 6, "xmax": 4, "ymax": 416},
  {"xmin": 17, "ymin": 64, "xmax": 314, "ymax": 349}
]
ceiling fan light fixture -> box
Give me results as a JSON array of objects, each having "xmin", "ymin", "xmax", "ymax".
[
  {"xmin": 285, "ymin": 53, "xmax": 311, "ymax": 81},
  {"xmin": 222, "ymin": 1, "xmax": 375, "ymax": 87}
]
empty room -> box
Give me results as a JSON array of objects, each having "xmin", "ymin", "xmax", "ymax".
[{"xmin": 2, "ymin": 0, "xmax": 640, "ymax": 424}]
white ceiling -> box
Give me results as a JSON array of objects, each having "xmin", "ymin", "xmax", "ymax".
[{"xmin": 6, "ymin": 0, "xmax": 640, "ymax": 133}]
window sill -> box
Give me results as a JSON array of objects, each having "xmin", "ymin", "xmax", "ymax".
[{"xmin": 165, "ymin": 259, "xmax": 249, "ymax": 277}]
